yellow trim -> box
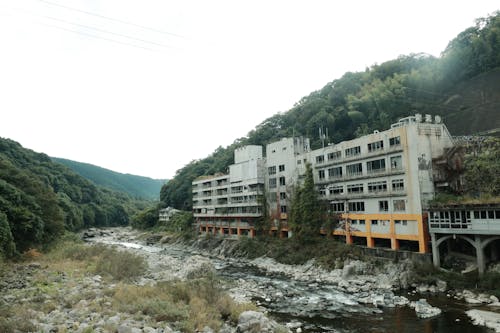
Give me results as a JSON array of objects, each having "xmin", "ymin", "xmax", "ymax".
[{"xmin": 333, "ymin": 213, "xmax": 429, "ymax": 253}]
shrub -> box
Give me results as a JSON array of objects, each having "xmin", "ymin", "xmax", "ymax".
[{"xmin": 94, "ymin": 247, "xmax": 147, "ymax": 281}]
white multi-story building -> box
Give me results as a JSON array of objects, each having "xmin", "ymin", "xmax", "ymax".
[
  {"xmin": 192, "ymin": 114, "xmax": 455, "ymax": 253},
  {"xmin": 265, "ymin": 137, "xmax": 310, "ymax": 237},
  {"xmin": 192, "ymin": 145, "xmax": 265, "ymax": 236},
  {"xmin": 307, "ymin": 114, "xmax": 454, "ymax": 253}
]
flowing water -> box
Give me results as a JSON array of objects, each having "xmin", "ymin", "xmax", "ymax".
[{"xmin": 91, "ymin": 230, "xmax": 492, "ymax": 333}]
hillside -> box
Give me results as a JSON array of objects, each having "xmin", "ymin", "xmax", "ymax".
[
  {"xmin": 160, "ymin": 11, "xmax": 500, "ymax": 211},
  {"xmin": 52, "ymin": 157, "xmax": 166, "ymax": 201},
  {"xmin": 0, "ymin": 138, "xmax": 148, "ymax": 257}
]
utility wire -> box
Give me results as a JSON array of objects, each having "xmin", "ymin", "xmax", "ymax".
[
  {"xmin": 41, "ymin": 23, "xmax": 157, "ymax": 52},
  {"xmin": 43, "ymin": 15, "xmax": 174, "ymax": 49},
  {"xmin": 38, "ymin": 0, "xmax": 185, "ymax": 39}
]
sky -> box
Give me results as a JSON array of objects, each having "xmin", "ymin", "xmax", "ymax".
[{"xmin": 0, "ymin": 1, "xmax": 498, "ymax": 179}]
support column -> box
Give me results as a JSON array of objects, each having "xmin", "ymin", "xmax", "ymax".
[
  {"xmin": 237, "ymin": 228, "xmax": 241, "ymax": 236},
  {"xmin": 346, "ymin": 234, "xmax": 353, "ymax": 245},
  {"xmin": 431, "ymin": 233, "xmax": 440, "ymax": 269},
  {"xmin": 366, "ymin": 237, "xmax": 374, "ymax": 248},
  {"xmin": 391, "ymin": 238, "xmax": 400, "ymax": 250},
  {"xmin": 475, "ymin": 235, "xmax": 485, "ymax": 276}
]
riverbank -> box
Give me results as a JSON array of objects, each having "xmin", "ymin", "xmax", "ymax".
[{"xmin": 0, "ymin": 232, "xmax": 279, "ymax": 333}]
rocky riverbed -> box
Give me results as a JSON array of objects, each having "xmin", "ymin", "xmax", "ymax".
[{"xmin": 2, "ymin": 227, "xmax": 499, "ymax": 332}]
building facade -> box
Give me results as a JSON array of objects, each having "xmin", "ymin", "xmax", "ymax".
[
  {"xmin": 192, "ymin": 145, "xmax": 265, "ymax": 236},
  {"xmin": 192, "ymin": 114, "xmax": 455, "ymax": 253},
  {"xmin": 308, "ymin": 114, "xmax": 454, "ymax": 253}
]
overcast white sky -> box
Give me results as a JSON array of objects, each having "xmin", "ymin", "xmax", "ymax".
[{"xmin": 0, "ymin": 1, "xmax": 498, "ymax": 179}]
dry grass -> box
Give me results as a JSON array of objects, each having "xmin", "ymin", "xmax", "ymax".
[{"xmin": 112, "ymin": 277, "xmax": 257, "ymax": 332}]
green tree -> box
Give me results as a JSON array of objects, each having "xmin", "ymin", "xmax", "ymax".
[
  {"xmin": 0, "ymin": 211, "xmax": 16, "ymax": 258},
  {"xmin": 289, "ymin": 163, "xmax": 322, "ymax": 240}
]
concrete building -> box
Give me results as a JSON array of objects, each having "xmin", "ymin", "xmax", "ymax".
[
  {"xmin": 308, "ymin": 114, "xmax": 454, "ymax": 253},
  {"xmin": 192, "ymin": 145, "xmax": 265, "ymax": 236},
  {"xmin": 192, "ymin": 114, "xmax": 456, "ymax": 254},
  {"xmin": 428, "ymin": 203, "xmax": 500, "ymax": 275},
  {"xmin": 158, "ymin": 207, "xmax": 181, "ymax": 223},
  {"xmin": 265, "ymin": 137, "xmax": 310, "ymax": 237}
]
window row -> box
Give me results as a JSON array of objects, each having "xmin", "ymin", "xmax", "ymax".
[
  {"xmin": 330, "ymin": 199, "xmax": 406, "ymax": 212},
  {"xmin": 269, "ymin": 177, "xmax": 286, "ymax": 188},
  {"xmin": 320, "ymin": 179, "xmax": 405, "ymax": 196},
  {"xmin": 317, "ymin": 156, "xmax": 403, "ymax": 180},
  {"xmin": 314, "ymin": 136, "xmax": 401, "ymax": 163},
  {"xmin": 268, "ymin": 164, "xmax": 286, "ymax": 175}
]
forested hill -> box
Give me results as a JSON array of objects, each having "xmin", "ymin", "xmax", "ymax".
[
  {"xmin": 0, "ymin": 138, "xmax": 148, "ymax": 258},
  {"xmin": 52, "ymin": 157, "xmax": 166, "ymax": 201},
  {"xmin": 160, "ymin": 12, "xmax": 500, "ymax": 211}
]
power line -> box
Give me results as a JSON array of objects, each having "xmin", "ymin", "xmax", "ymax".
[
  {"xmin": 40, "ymin": 23, "xmax": 158, "ymax": 52},
  {"xmin": 43, "ymin": 15, "xmax": 174, "ymax": 49},
  {"xmin": 37, "ymin": 0, "xmax": 185, "ymax": 39}
]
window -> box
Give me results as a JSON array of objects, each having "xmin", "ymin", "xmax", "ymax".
[
  {"xmin": 269, "ymin": 178, "xmax": 277, "ymax": 189},
  {"xmin": 390, "ymin": 155, "xmax": 403, "ymax": 170},
  {"xmin": 329, "ymin": 185, "xmax": 343, "ymax": 195},
  {"xmin": 328, "ymin": 151, "xmax": 341, "ymax": 160},
  {"xmin": 345, "ymin": 146, "xmax": 361, "ymax": 157},
  {"xmin": 318, "ymin": 170, "xmax": 325, "ymax": 180},
  {"xmin": 393, "ymin": 200, "xmax": 406, "ymax": 211},
  {"xmin": 346, "ymin": 163, "xmax": 362, "ymax": 176},
  {"xmin": 368, "ymin": 140, "xmax": 384, "ymax": 152},
  {"xmin": 269, "ymin": 192, "xmax": 277, "ymax": 202},
  {"xmin": 379, "ymin": 200, "xmax": 389, "ymax": 212},
  {"xmin": 359, "ymin": 219, "xmax": 365, "ymax": 225},
  {"xmin": 328, "ymin": 166, "xmax": 342, "ymax": 179},
  {"xmin": 371, "ymin": 220, "xmax": 379, "ymax": 225},
  {"xmin": 392, "ymin": 179, "xmax": 404, "ymax": 191},
  {"xmin": 368, "ymin": 181, "xmax": 387, "ymax": 192},
  {"xmin": 319, "ymin": 186, "xmax": 327, "ymax": 196},
  {"xmin": 367, "ymin": 159, "xmax": 386, "ymax": 174},
  {"xmin": 297, "ymin": 159, "xmax": 302, "ymax": 165},
  {"xmin": 389, "ymin": 136, "xmax": 401, "ymax": 146},
  {"xmin": 280, "ymin": 192, "xmax": 286, "ymax": 200},
  {"xmin": 280, "ymin": 205, "xmax": 287, "ymax": 213},
  {"xmin": 347, "ymin": 183, "xmax": 364, "ymax": 194},
  {"xmin": 331, "ymin": 202, "xmax": 345, "ymax": 212},
  {"xmin": 316, "ymin": 155, "xmax": 325, "ymax": 164},
  {"xmin": 279, "ymin": 164, "xmax": 285, "ymax": 172},
  {"xmin": 268, "ymin": 166, "xmax": 276, "ymax": 175},
  {"xmin": 279, "ymin": 176, "xmax": 286, "ymax": 186},
  {"xmin": 348, "ymin": 201, "xmax": 365, "ymax": 212}
]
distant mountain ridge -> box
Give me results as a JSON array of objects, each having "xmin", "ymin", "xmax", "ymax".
[{"xmin": 52, "ymin": 157, "xmax": 166, "ymax": 200}]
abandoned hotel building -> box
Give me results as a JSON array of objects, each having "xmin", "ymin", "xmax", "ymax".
[{"xmin": 191, "ymin": 114, "xmax": 500, "ymax": 271}]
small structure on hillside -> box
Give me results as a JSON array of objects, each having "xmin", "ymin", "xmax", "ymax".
[{"xmin": 159, "ymin": 207, "xmax": 180, "ymax": 223}]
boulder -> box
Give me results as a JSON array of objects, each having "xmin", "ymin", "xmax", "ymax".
[
  {"xmin": 237, "ymin": 311, "xmax": 274, "ymax": 333},
  {"xmin": 412, "ymin": 299, "xmax": 442, "ymax": 319}
]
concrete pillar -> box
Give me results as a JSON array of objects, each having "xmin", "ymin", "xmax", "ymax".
[
  {"xmin": 475, "ymin": 235, "xmax": 485, "ymax": 276},
  {"xmin": 391, "ymin": 238, "xmax": 400, "ymax": 251},
  {"xmin": 346, "ymin": 234, "xmax": 353, "ymax": 245},
  {"xmin": 366, "ymin": 237, "xmax": 374, "ymax": 248},
  {"xmin": 431, "ymin": 233, "xmax": 440, "ymax": 269},
  {"xmin": 237, "ymin": 228, "xmax": 241, "ymax": 236}
]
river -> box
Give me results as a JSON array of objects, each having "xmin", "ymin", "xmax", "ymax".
[{"xmin": 89, "ymin": 229, "xmax": 492, "ymax": 333}]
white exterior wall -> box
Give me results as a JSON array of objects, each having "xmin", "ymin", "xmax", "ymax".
[{"xmin": 234, "ymin": 145, "xmax": 263, "ymax": 164}]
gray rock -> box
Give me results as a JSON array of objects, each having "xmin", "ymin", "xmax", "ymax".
[
  {"xmin": 143, "ymin": 327, "xmax": 157, "ymax": 333},
  {"xmin": 413, "ymin": 298, "xmax": 442, "ymax": 319},
  {"xmin": 237, "ymin": 311, "xmax": 274, "ymax": 333}
]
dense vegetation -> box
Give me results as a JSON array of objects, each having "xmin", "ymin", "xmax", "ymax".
[
  {"xmin": 0, "ymin": 138, "xmax": 148, "ymax": 258},
  {"xmin": 53, "ymin": 157, "xmax": 166, "ymax": 200},
  {"xmin": 161, "ymin": 12, "xmax": 500, "ymax": 211}
]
